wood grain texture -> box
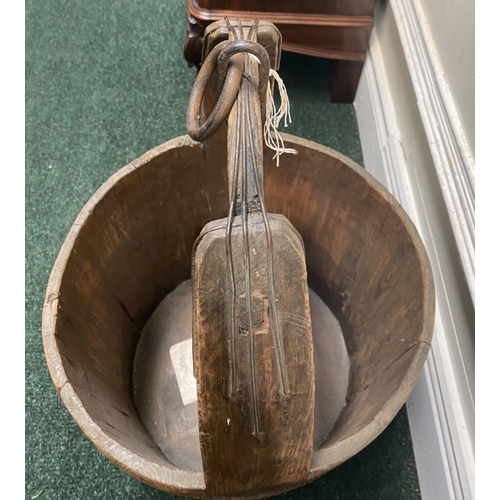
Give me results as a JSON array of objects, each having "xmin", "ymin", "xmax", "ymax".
[
  {"xmin": 192, "ymin": 25, "xmax": 314, "ymax": 495},
  {"xmin": 197, "ymin": 0, "xmax": 378, "ymax": 16},
  {"xmin": 187, "ymin": 3, "xmax": 373, "ymax": 59},
  {"xmin": 193, "ymin": 216, "xmax": 314, "ymax": 496},
  {"xmin": 42, "ymin": 133, "xmax": 434, "ymax": 497},
  {"xmin": 184, "ymin": 2, "xmax": 375, "ymax": 101},
  {"xmin": 277, "ymin": 24, "xmax": 371, "ymax": 57}
]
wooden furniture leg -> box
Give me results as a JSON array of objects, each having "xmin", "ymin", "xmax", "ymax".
[
  {"xmin": 330, "ymin": 60, "xmax": 365, "ymax": 103},
  {"xmin": 184, "ymin": 14, "xmax": 205, "ymax": 68}
]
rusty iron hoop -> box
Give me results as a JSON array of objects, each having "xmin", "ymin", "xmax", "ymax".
[
  {"xmin": 186, "ymin": 41, "xmax": 244, "ymax": 142},
  {"xmin": 217, "ymin": 39, "xmax": 270, "ymax": 128},
  {"xmin": 186, "ymin": 39, "xmax": 270, "ymax": 143}
]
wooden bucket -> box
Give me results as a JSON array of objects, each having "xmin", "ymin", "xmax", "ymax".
[{"xmin": 42, "ymin": 132, "xmax": 434, "ymax": 498}]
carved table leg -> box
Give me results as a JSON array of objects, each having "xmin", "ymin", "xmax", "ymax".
[
  {"xmin": 330, "ymin": 60, "xmax": 365, "ymax": 103},
  {"xmin": 183, "ymin": 14, "xmax": 205, "ymax": 68}
]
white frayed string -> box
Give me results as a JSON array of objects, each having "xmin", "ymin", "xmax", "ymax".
[{"xmin": 250, "ymin": 55, "xmax": 297, "ymax": 166}]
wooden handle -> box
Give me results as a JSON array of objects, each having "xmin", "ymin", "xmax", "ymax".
[
  {"xmin": 191, "ymin": 20, "xmax": 314, "ymax": 497},
  {"xmin": 226, "ymin": 33, "xmax": 266, "ymax": 214}
]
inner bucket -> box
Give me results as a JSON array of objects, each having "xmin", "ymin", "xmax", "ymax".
[
  {"xmin": 42, "ymin": 133, "xmax": 434, "ymax": 496},
  {"xmin": 133, "ymin": 280, "xmax": 349, "ymax": 472}
]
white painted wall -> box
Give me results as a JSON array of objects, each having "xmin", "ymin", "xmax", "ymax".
[
  {"xmin": 354, "ymin": 1, "xmax": 475, "ymax": 498},
  {"xmin": 368, "ymin": 0, "xmax": 475, "ymax": 435},
  {"xmin": 418, "ymin": 0, "xmax": 475, "ymax": 158},
  {"xmin": 371, "ymin": 0, "xmax": 476, "ymax": 299}
]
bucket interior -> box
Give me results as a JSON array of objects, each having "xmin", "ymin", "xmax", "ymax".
[{"xmin": 132, "ymin": 279, "xmax": 349, "ymax": 472}]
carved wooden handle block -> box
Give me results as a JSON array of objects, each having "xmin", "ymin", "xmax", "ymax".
[
  {"xmin": 193, "ymin": 214, "xmax": 314, "ymax": 496},
  {"xmin": 191, "ymin": 21, "xmax": 314, "ymax": 496}
]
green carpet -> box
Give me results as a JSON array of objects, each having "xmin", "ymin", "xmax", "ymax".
[{"xmin": 26, "ymin": 0, "xmax": 421, "ymax": 498}]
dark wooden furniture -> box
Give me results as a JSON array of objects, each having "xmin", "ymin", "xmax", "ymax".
[{"xmin": 184, "ymin": 0, "xmax": 376, "ymax": 102}]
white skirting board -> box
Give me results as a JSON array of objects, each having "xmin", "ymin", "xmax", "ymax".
[{"xmin": 354, "ymin": 33, "xmax": 475, "ymax": 500}]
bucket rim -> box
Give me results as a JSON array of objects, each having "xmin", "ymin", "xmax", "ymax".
[{"xmin": 42, "ymin": 133, "xmax": 435, "ymax": 495}]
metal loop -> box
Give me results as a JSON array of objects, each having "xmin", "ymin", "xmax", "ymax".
[
  {"xmin": 186, "ymin": 38, "xmax": 270, "ymax": 143},
  {"xmin": 217, "ymin": 40, "xmax": 270, "ymax": 128},
  {"xmin": 186, "ymin": 40, "xmax": 244, "ymax": 142}
]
